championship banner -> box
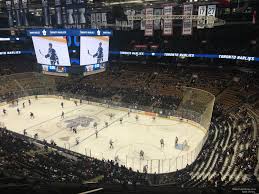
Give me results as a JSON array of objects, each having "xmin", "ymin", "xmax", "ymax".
[
  {"xmin": 72, "ymin": 0, "xmax": 79, "ymax": 26},
  {"xmin": 91, "ymin": 13, "xmax": 96, "ymax": 28},
  {"xmin": 182, "ymin": 4, "xmax": 193, "ymax": 35},
  {"xmin": 78, "ymin": 0, "xmax": 86, "ymax": 24},
  {"xmin": 62, "ymin": 7, "xmax": 67, "ymax": 25},
  {"xmin": 125, "ymin": 9, "xmax": 135, "ymax": 30},
  {"xmin": 252, "ymin": 10, "xmax": 256, "ymax": 24},
  {"xmin": 140, "ymin": 9, "xmax": 145, "ymax": 30},
  {"xmin": 163, "ymin": 6, "xmax": 173, "ymax": 35},
  {"xmin": 154, "ymin": 9, "xmax": 162, "ymax": 30},
  {"xmin": 66, "ymin": 0, "xmax": 74, "ymax": 25},
  {"xmin": 206, "ymin": 5, "xmax": 216, "ymax": 28},
  {"xmin": 55, "ymin": 0, "xmax": 62, "ymax": 25},
  {"xmin": 6, "ymin": 1, "xmax": 13, "ymax": 27},
  {"xmin": 144, "ymin": 8, "xmax": 153, "ymax": 36},
  {"xmin": 78, "ymin": 7, "xmax": 86, "ymax": 24},
  {"xmin": 96, "ymin": 13, "xmax": 102, "ymax": 28},
  {"xmin": 115, "ymin": 20, "xmax": 121, "ymax": 30},
  {"xmin": 42, "ymin": 0, "xmax": 50, "ymax": 26},
  {"xmin": 101, "ymin": 13, "xmax": 107, "ymax": 27},
  {"xmin": 122, "ymin": 21, "xmax": 128, "ymax": 30},
  {"xmin": 13, "ymin": 0, "xmax": 21, "ymax": 26},
  {"xmin": 21, "ymin": 0, "xmax": 29, "ymax": 26},
  {"xmin": 197, "ymin": 6, "xmax": 206, "ymax": 29}
]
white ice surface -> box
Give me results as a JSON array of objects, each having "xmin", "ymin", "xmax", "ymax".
[{"xmin": 0, "ymin": 97, "xmax": 205, "ymax": 173}]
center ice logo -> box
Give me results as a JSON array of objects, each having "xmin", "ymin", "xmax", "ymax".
[{"xmin": 64, "ymin": 116, "xmax": 94, "ymax": 128}]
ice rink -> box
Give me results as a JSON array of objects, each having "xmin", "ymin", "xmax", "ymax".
[{"xmin": 0, "ymin": 96, "xmax": 206, "ymax": 173}]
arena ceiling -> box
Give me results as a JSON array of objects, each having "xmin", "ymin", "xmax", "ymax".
[
  {"xmin": 0, "ymin": 0, "xmax": 237, "ymax": 11},
  {"xmin": 0, "ymin": 0, "xmax": 256, "ymax": 12},
  {"xmin": 0, "ymin": 0, "xmax": 257, "ymax": 19}
]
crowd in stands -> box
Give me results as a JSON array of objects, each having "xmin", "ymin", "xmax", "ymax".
[
  {"xmin": 0, "ymin": 56, "xmax": 35, "ymax": 76},
  {"xmin": 0, "ymin": 127, "xmax": 147, "ymax": 185}
]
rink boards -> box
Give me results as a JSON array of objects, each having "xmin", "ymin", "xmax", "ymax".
[{"xmin": 0, "ymin": 95, "xmax": 207, "ymax": 174}]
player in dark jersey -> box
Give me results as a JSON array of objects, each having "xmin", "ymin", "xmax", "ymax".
[
  {"xmin": 93, "ymin": 42, "xmax": 103, "ymax": 64},
  {"xmin": 45, "ymin": 43, "xmax": 59, "ymax": 65},
  {"xmin": 30, "ymin": 112, "xmax": 35, "ymax": 119},
  {"xmin": 17, "ymin": 108, "xmax": 20, "ymax": 115}
]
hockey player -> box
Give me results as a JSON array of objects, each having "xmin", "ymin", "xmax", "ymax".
[
  {"xmin": 120, "ymin": 118, "xmax": 123, "ymax": 124},
  {"xmin": 76, "ymin": 138, "xmax": 79, "ymax": 145},
  {"xmin": 74, "ymin": 101, "xmax": 78, "ymax": 106},
  {"xmin": 23, "ymin": 102, "xmax": 25, "ymax": 108},
  {"xmin": 175, "ymin": 136, "xmax": 178, "ymax": 147},
  {"xmin": 23, "ymin": 129, "xmax": 27, "ymax": 136},
  {"xmin": 152, "ymin": 116, "xmax": 156, "ymax": 121},
  {"xmin": 45, "ymin": 43, "xmax": 59, "ymax": 65},
  {"xmin": 109, "ymin": 139, "xmax": 114, "ymax": 149},
  {"xmin": 61, "ymin": 102, "xmax": 64, "ymax": 108},
  {"xmin": 143, "ymin": 165, "xmax": 148, "ymax": 173},
  {"xmin": 160, "ymin": 138, "xmax": 165, "ymax": 148},
  {"xmin": 128, "ymin": 110, "xmax": 130, "ymax": 117},
  {"xmin": 140, "ymin": 150, "xmax": 144, "ymax": 160},
  {"xmin": 95, "ymin": 130, "xmax": 98, "ymax": 138},
  {"xmin": 105, "ymin": 122, "xmax": 108, "ymax": 128},
  {"xmin": 28, "ymin": 99, "xmax": 31, "ymax": 105},
  {"xmin": 17, "ymin": 108, "xmax": 20, "ymax": 115},
  {"xmin": 61, "ymin": 111, "xmax": 64, "ymax": 119},
  {"xmin": 91, "ymin": 42, "xmax": 103, "ymax": 64},
  {"xmin": 93, "ymin": 122, "xmax": 97, "ymax": 129},
  {"xmin": 3, "ymin": 109, "xmax": 6, "ymax": 115},
  {"xmin": 135, "ymin": 115, "xmax": 139, "ymax": 121},
  {"xmin": 30, "ymin": 112, "xmax": 34, "ymax": 119},
  {"xmin": 109, "ymin": 113, "xmax": 113, "ymax": 119}
]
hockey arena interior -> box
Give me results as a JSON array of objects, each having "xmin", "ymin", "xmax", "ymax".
[{"xmin": 0, "ymin": 0, "xmax": 258, "ymax": 194}]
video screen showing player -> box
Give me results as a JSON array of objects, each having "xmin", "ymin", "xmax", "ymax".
[
  {"xmin": 32, "ymin": 36, "xmax": 71, "ymax": 66},
  {"xmin": 80, "ymin": 36, "xmax": 109, "ymax": 65}
]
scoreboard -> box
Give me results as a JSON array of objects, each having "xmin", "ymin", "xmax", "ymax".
[{"xmin": 27, "ymin": 29, "xmax": 112, "ymax": 76}]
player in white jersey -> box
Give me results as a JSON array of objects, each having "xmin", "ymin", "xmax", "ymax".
[
  {"xmin": 109, "ymin": 139, "xmax": 114, "ymax": 149},
  {"xmin": 140, "ymin": 150, "xmax": 144, "ymax": 160}
]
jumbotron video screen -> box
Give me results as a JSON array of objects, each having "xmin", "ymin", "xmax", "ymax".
[
  {"xmin": 80, "ymin": 36, "xmax": 109, "ymax": 75},
  {"xmin": 32, "ymin": 36, "xmax": 71, "ymax": 66},
  {"xmin": 28, "ymin": 29, "xmax": 112, "ymax": 76}
]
